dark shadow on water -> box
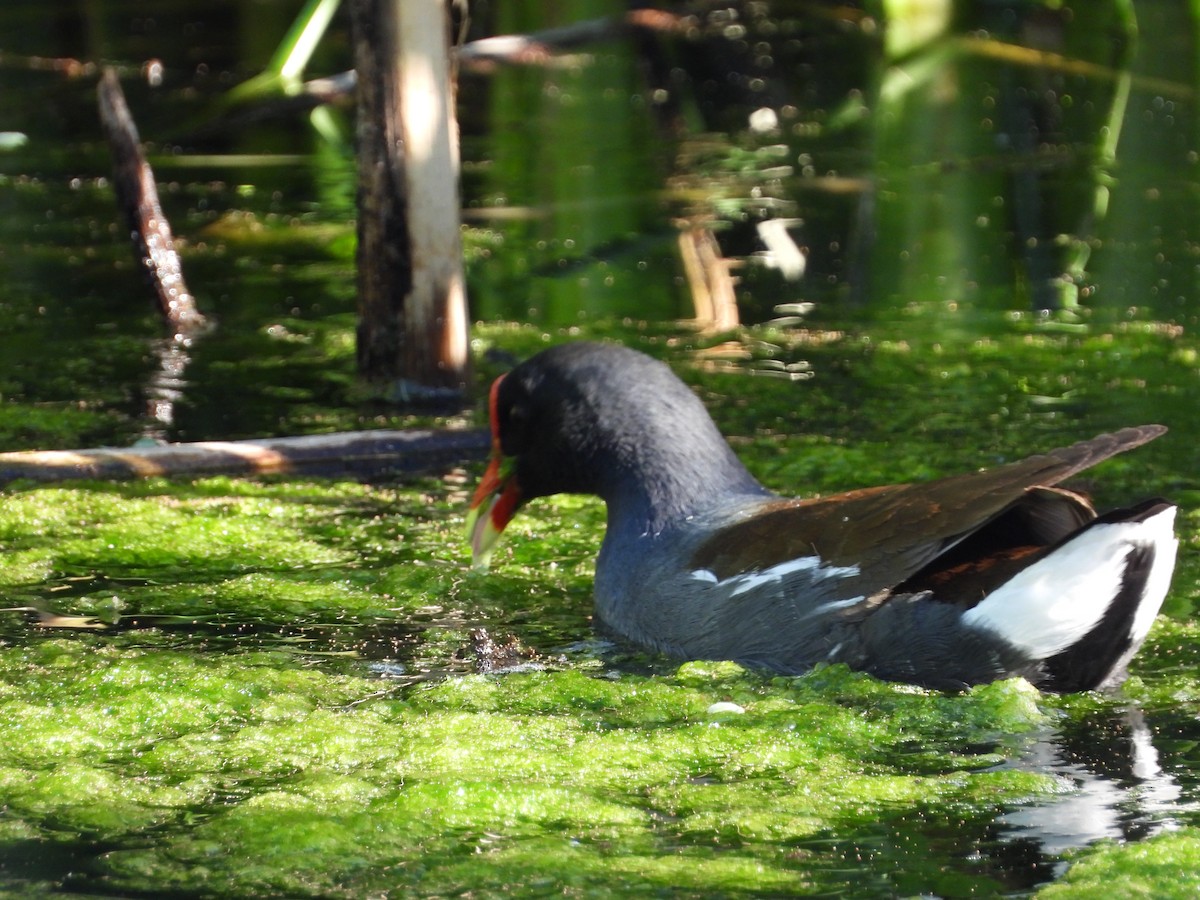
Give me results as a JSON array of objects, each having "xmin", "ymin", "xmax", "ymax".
[{"xmin": 0, "ymin": 601, "xmax": 450, "ymax": 678}]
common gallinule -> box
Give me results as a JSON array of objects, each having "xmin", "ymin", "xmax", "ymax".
[{"xmin": 466, "ymin": 341, "xmax": 1178, "ymax": 692}]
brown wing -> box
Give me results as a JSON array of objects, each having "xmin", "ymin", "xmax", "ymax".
[{"xmin": 690, "ymin": 426, "xmax": 1166, "ymax": 598}]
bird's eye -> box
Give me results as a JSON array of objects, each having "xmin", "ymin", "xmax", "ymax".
[{"xmin": 498, "ymin": 403, "xmax": 530, "ymax": 455}]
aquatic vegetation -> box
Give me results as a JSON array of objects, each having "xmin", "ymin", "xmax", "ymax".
[
  {"xmin": 0, "ymin": 318, "xmax": 1198, "ymax": 896},
  {"xmin": 1039, "ymin": 831, "xmax": 1200, "ymax": 899},
  {"xmin": 1, "ymin": 0, "xmax": 1198, "ymax": 892}
]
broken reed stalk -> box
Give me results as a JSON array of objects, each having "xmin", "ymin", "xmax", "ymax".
[
  {"xmin": 97, "ymin": 67, "xmax": 208, "ymax": 341},
  {"xmin": 677, "ymin": 226, "xmax": 740, "ymax": 332}
]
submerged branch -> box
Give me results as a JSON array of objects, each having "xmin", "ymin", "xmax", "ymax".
[
  {"xmin": 98, "ymin": 67, "xmax": 208, "ymax": 341},
  {"xmin": 0, "ymin": 429, "xmax": 489, "ymax": 487}
]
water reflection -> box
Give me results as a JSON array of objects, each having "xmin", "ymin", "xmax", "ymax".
[
  {"xmin": 464, "ymin": 1, "xmax": 1200, "ymax": 326},
  {"xmin": 997, "ymin": 707, "xmax": 1192, "ymax": 861},
  {"xmin": 771, "ymin": 701, "xmax": 1200, "ymax": 895},
  {"xmin": 144, "ymin": 336, "xmax": 192, "ymax": 438}
]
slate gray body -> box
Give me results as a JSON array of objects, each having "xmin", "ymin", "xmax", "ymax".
[{"xmin": 478, "ymin": 341, "xmax": 1178, "ymax": 692}]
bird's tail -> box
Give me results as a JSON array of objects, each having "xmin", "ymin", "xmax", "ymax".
[{"xmin": 960, "ymin": 499, "xmax": 1178, "ymax": 692}]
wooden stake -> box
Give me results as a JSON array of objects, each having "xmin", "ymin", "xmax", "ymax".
[{"xmin": 352, "ymin": 0, "xmax": 470, "ymax": 394}]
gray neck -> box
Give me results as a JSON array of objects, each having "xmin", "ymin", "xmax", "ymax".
[{"xmin": 597, "ymin": 431, "xmax": 771, "ymax": 539}]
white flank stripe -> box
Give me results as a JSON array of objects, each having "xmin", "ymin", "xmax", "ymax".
[
  {"xmin": 962, "ymin": 507, "xmax": 1177, "ymax": 658},
  {"xmin": 809, "ymin": 596, "xmax": 868, "ymax": 617},
  {"xmin": 689, "ymin": 556, "xmax": 861, "ymax": 598}
]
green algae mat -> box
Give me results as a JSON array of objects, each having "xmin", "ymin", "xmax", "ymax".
[{"xmin": 1, "ymin": 321, "xmax": 1199, "ymax": 897}]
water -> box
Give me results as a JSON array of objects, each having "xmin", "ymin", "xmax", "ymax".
[
  {"xmin": 1, "ymin": 1, "xmax": 1200, "ymax": 897},
  {"xmin": 999, "ymin": 709, "xmax": 1190, "ymax": 860}
]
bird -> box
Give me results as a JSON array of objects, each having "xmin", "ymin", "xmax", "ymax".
[{"xmin": 465, "ymin": 341, "xmax": 1178, "ymax": 693}]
